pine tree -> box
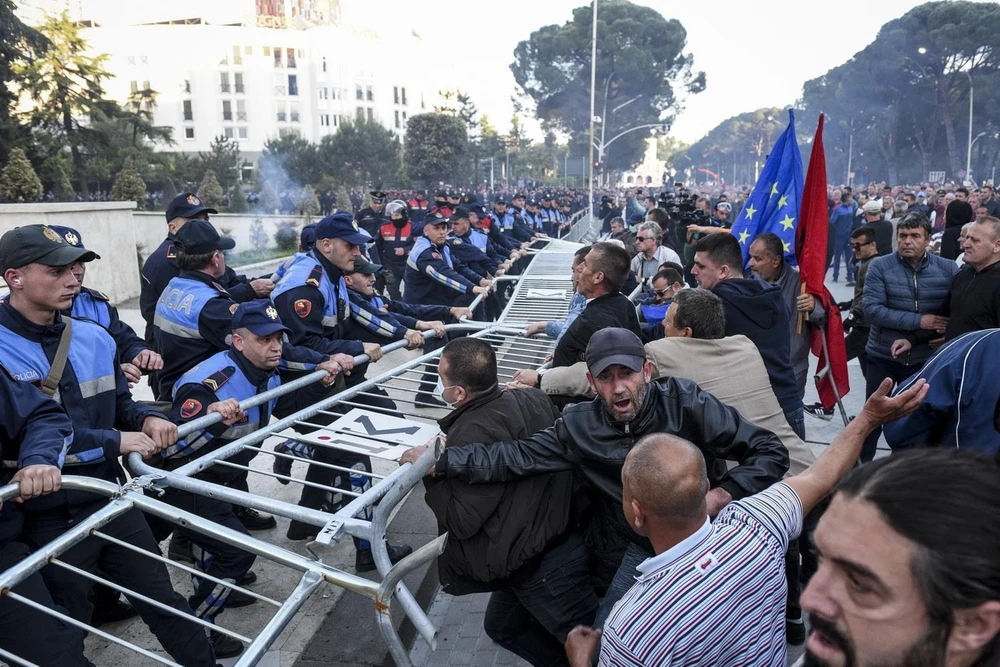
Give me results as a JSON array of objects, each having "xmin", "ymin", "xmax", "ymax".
[
  {"xmin": 336, "ymin": 185, "xmax": 351, "ymax": 214},
  {"xmin": 0, "ymin": 148, "xmax": 43, "ymax": 202},
  {"xmin": 298, "ymin": 185, "xmax": 320, "ymax": 220},
  {"xmin": 229, "ymin": 180, "xmax": 248, "ymax": 213},
  {"xmin": 111, "ymin": 161, "xmax": 146, "ymax": 208},
  {"xmin": 198, "ymin": 169, "xmax": 223, "ymax": 208}
]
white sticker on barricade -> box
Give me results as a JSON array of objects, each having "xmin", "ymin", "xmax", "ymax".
[
  {"xmin": 297, "ymin": 409, "xmax": 439, "ymax": 460},
  {"xmin": 525, "ymin": 288, "xmax": 567, "ymax": 299}
]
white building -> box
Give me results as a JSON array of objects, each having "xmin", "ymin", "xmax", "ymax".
[{"xmin": 17, "ymin": 0, "xmax": 437, "ymax": 160}]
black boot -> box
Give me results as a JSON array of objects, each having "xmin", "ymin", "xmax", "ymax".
[{"xmin": 234, "ymin": 506, "xmax": 277, "ymax": 531}]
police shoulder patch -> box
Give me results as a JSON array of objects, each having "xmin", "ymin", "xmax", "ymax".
[
  {"xmin": 166, "ymin": 244, "xmax": 177, "ymax": 260},
  {"xmin": 229, "ymin": 303, "xmax": 239, "ymax": 315},
  {"xmin": 85, "ymin": 287, "xmax": 109, "ymax": 301},
  {"xmin": 305, "ymin": 265, "xmax": 323, "ymax": 288},
  {"xmin": 452, "ymin": 239, "xmax": 462, "ymax": 244},
  {"xmin": 201, "ymin": 367, "xmax": 233, "ymax": 392},
  {"xmin": 294, "ymin": 299, "xmax": 312, "ymax": 318},
  {"xmin": 210, "ymin": 282, "xmax": 230, "ymax": 296},
  {"xmin": 431, "ymin": 252, "xmax": 441, "ymax": 260},
  {"xmin": 179, "ymin": 399, "xmax": 203, "ymax": 419}
]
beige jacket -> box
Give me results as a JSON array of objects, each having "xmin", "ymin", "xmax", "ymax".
[{"xmin": 539, "ymin": 335, "xmax": 816, "ymax": 476}]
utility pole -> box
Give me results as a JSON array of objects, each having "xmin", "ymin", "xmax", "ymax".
[{"xmin": 588, "ymin": 0, "xmax": 598, "ymax": 220}]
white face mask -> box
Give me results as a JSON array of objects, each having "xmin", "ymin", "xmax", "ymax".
[{"xmin": 435, "ymin": 378, "xmax": 459, "ymax": 407}]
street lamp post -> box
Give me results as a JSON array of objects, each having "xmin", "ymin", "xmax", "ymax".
[
  {"xmin": 588, "ymin": 0, "xmax": 598, "ymax": 221},
  {"xmin": 965, "ymin": 70, "xmax": 975, "ymax": 183}
]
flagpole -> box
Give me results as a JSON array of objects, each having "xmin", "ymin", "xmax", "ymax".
[{"xmin": 588, "ymin": 0, "xmax": 598, "ymax": 221}]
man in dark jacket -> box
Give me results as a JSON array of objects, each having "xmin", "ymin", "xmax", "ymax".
[
  {"xmin": 402, "ymin": 328, "xmax": 788, "ymax": 629},
  {"xmin": 693, "ymin": 234, "xmax": 804, "ymax": 438},
  {"xmin": 422, "ymin": 338, "xmax": 596, "ymax": 667},
  {"xmin": 940, "ymin": 216, "xmax": 1000, "ymax": 339}
]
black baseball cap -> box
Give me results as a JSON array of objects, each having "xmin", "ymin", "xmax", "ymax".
[
  {"xmin": 166, "ymin": 192, "xmax": 218, "ymax": 223},
  {"xmin": 231, "ymin": 299, "xmax": 290, "ymax": 337},
  {"xmin": 48, "ymin": 225, "xmax": 102, "ymax": 259},
  {"xmin": 0, "ymin": 225, "xmax": 98, "ymax": 272},
  {"xmin": 174, "ymin": 219, "xmax": 236, "ymax": 255},
  {"xmin": 300, "ymin": 223, "xmax": 317, "ymax": 249},
  {"xmin": 370, "ymin": 190, "xmax": 387, "ymax": 202},
  {"xmin": 585, "ymin": 328, "xmax": 646, "ymax": 377},
  {"xmin": 347, "ymin": 256, "xmax": 383, "ymax": 276},
  {"xmin": 450, "ymin": 207, "xmax": 470, "ymax": 222},
  {"xmin": 315, "ymin": 212, "xmax": 372, "ymax": 245}
]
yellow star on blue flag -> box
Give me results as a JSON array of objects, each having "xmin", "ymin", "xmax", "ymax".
[{"xmin": 730, "ymin": 109, "xmax": 804, "ymax": 268}]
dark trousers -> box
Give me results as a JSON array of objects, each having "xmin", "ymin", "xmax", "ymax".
[
  {"xmin": 161, "ymin": 490, "xmax": 255, "ymax": 622},
  {"xmin": 384, "ymin": 265, "xmax": 405, "ymax": 303},
  {"xmin": 593, "ymin": 541, "xmax": 651, "ymax": 629},
  {"xmin": 845, "ymin": 326, "xmax": 870, "ymax": 379},
  {"xmin": 483, "ymin": 533, "xmax": 598, "ymax": 667},
  {"xmin": 861, "ymin": 354, "xmax": 920, "ymax": 461},
  {"xmin": 829, "ymin": 231, "xmax": 854, "ymax": 282},
  {"xmin": 0, "ymin": 540, "xmax": 92, "ymax": 666},
  {"xmin": 23, "ymin": 507, "xmax": 215, "ymax": 666}
]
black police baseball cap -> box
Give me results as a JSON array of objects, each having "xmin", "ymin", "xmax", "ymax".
[
  {"xmin": 174, "ymin": 219, "xmax": 236, "ymax": 255},
  {"xmin": 300, "ymin": 223, "xmax": 317, "ymax": 249},
  {"xmin": 166, "ymin": 192, "xmax": 218, "ymax": 223},
  {"xmin": 435, "ymin": 189, "xmax": 448, "ymax": 198},
  {"xmin": 347, "ymin": 256, "xmax": 383, "ymax": 276},
  {"xmin": 585, "ymin": 328, "xmax": 646, "ymax": 377},
  {"xmin": 48, "ymin": 225, "xmax": 102, "ymax": 259},
  {"xmin": 315, "ymin": 212, "xmax": 372, "ymax": 245},
  {"xmin": 424, "ymin": 213, "xmax": 449, "ymax": 227},
  {"xmin": 0, "ymin": 224, "xmax": 98, "ymax": 272},
  {"xmin": 495, "ymin": 195, "xmax": 508, "ymax": 205},
  {"xmin": 450, "ymin": 207, "xmax": 470, "ymax": 222},
  {"xmin": 231, "ymin": 299, "xmax": 290, "ymax": 337}
]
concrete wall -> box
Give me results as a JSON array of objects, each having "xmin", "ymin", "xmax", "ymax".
[
  {"xmin": 133, "ymin": 212, "xmax": 312, "ymax": 261},
  {"xmin": 0, "ymin": 202, "xmax": 140, "ymax": 304}
]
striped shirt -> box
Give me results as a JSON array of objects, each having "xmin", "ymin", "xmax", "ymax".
[{"xmin": 600, "ymin": 482, "xmax": 803, "ymax": 666}]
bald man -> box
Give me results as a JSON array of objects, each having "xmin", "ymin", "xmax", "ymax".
[{"xmin": 565, "ymin": 378, "xmax": 930, "ymax": 666}]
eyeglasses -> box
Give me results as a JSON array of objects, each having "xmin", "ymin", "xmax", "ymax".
[
  {"xmin": 636, "ymin": 236, "xmax": 655, "ymax": 242},
  {"xmin": 653, "ymin": 287, "xmax": 672, "ymax": 296},
  {"xmin": 850, "ymin": 241, "xmax": 874, "ymax": 250}
]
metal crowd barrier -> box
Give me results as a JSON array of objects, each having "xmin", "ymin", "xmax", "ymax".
[{"xmin": 0, "ymin": 244, "xmax": 584, "ymax": 666}]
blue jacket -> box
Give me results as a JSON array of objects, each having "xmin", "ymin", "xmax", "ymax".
[
  {"xmin": 404, "ymin": 237, "xmax": 478, "ymax": 306},
  {"xmin": 862, "ymin": 251, "xmax": 958, "ymax": 366},
  {"xmin": 828, "ymin": 204, "xmax": 855, "ymax": 234},
  {"xmin": 884, "ymin": 329, "xmax": 1000, "ymax": 454},
  {"xmin": 0, "ymin": 304, "xmax": 164, "ymax": 518},
  {"xmin": 69, "ymin": 287, "xmax": 150, "ymax": 364},
  {"xmin": 448, "ymin": 230, "xmax": 498, "ymax": 276},
  {"xmin": 166, "ymin": 349, "xmax": 280, "ymax": 481}
]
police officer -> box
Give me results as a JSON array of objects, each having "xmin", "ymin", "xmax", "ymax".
[
  {"xmin": 50, "ymin": 226, "xmax": 163, "ymax": 387},
  {"xmin": 448, "ymin": 208, "xmax": 505, "ymax": 279},
  {"xmin": 408, "ymin": 190, "xmax": 429, "ymax": 224},
  {"xmin": 140, "ymin": 192, "xmax": 274, "ymax": 342},
  {"xmin": 271, "ymin": 223, "xmax": 317, "ymax": 284},
  {"xmin": 0, "ymin": 224, "xmax": 216, "ymax": 666},
  {"xmin": 521, "ymin": 198, "xmax": 544, "ymax": 234},
  {"xmin": 538, "ymin": 193, "xmax": 560, "ymax": 236},
  {"xmin": 269, "ymin": 212, "xmax": 412, "ymax": 565},
  {"xmin": 0, "ymin": 364, "xmax": 91, "ymax": 666},
  {"xmin": 355, "ymin": 190, "xmax": 387, "ymax": 255},
  {"xmin": 163, "ymin": 301, "xmax": 342, "ymax": 658},
  {"xmin": 445, "ymin": 189, "xmax": 462, "ymax": 214},
  {"xmin": 376, "ymin": 200, "xmax": 415, "ymax": 303},
  {"xmin": 491, "ymin": 197, "xmax": 537, "ymax": 245},
  {"xmin": 404, "ymin": 214, "xmax": 491, "ymax": 312}
]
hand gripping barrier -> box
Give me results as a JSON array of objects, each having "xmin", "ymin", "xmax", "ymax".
[{"xmin": 0, "ymin": 475, "xmax": 445, "ymax": 667}]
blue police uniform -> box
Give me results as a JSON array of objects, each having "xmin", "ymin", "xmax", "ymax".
[
  {"xmin": 403, "ymin": 237, "xmax": 479, "ymax": 307},
  {"xmin": 0, "ymin": 365, "xmax": 91, "ymax": 666},
  {"xmin": 447, "ymin": 231, "xmax": 498, "ymax": 278},
  {"xmin": 0, "ymin": 304, "xmax": 215, "ymax": 665},
  {"xmin": 539, "ymin": 204, "xmax": 560, "ymax": 236},
  {"xmin": 69, "ymin": 287, "xmax": 149, "ymax": 364},
  {"xmin": 522, "ymin": 209, "xmax": 544, "ymax": 233}
]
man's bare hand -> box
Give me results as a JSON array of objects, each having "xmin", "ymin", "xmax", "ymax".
[
  {"xmin": 705, "ymin": 487, "xmax": 733, "ymax": 517},
  {"xmin": 363, "ymin": 342, "xmax": 384, "ymax": 362},
  {"xmin": 251, "ymin": 278, "xmax": 276, "ymax": 297},
  {"xmin": 524, "ymin": 321, "xmax": 547, "ymax": 338},
  {"xmin": 403, "ymin": 329, "xmax": 424, "ymax": 349},
  {"xmin": 316, "ymin": 359, "xmax": 342, "ymax": 385},
  {"xmin": 207, "ymin": 398, "xmax": 246, "ymax": 425},
  {"xmin": 417, "ymin": 320, "xmax": 446, "ymax": 338},
  {"xmin": 472, "ymin": 286, "xmax": 489, "ymax": 297},
  {"xmin": 120, "ymin": 432, "xmax": 160, "ymax": 459},
  {"xmin": 120, "ymin": 362, "xmax": 141, "ymax": 386},
  {"xmin": 857, "ymin": 378, "xmax": 929, "ymax": 430},
  {"xmin": 565, "ymin": 626, "xmax": 602, "ymax": 667},
  {"xmin": 132, "ymin": 349, "xmax": 164, "ymax": 371},
  {"xmin": 450, "ymin": 307, "xmax": 472, "ymax": 322},
  {"xmin": 919, "ymin": 314, "xmax": 948, "ymax": 331},
  {"xmin": 796, "ymin": 293, "xmax": 816, "ymax": 313},
  {"xmin": 399, "ymin": 444, "xmax": 430, "ymax": 470},
  {"xmin": 11, "ymin": 465, "xmax": 61, "ymax": 503},
  {"xmin": 330, "ymin": 353, "xmax": 355, "ymax": 373},
  {"xmin": 890, "ymin": 338, "xmax": 912, "ymax": 358},
  {"xmin": 142, "ymin": 416, "xmax": 178, "ymax": 450},
  {"xmin": 511, "ymin": 369, "xmax": 540, "ymax": 387}
]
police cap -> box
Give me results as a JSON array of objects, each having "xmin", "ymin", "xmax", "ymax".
[
  {"xmin": 174, "ymin": 219, "xmax": 236, "ymax": 255},
  {"xmin": 0, "ymin": 224, "xmax": 98, "ymax": 272},
  {"xmin": 300, "ymin": 223, "xmax": 317, "ymax": 249},
  {"xmin": 232, "ymin": 299, "xmax": 291, "ymax": 337},
  {"xmin": 315, "ymin": 212, "xmax": 372, "ymax": 245},
  {"xmin": 48, "ymin": 225, "xmax": 102, "ymax": 260},
  {"xmin": 346, "ymin": 256, "xmax": 384, "ymax": 276},
  {"xmin": 370, "ymin": 190, "xmax": 387, "ymax": 203},
  {"xmin": 166, "ymin": 192, "xmax": 218, "ymax": 223},
  {"xmin": 449, "ymin": 207, "xmax": 470, "ymax": 223}
]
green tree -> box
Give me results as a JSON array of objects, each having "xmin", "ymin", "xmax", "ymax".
[
  {"xmin": 111, "ymin": 160, "xmax": 146, "ymax": 209},
  {"xmin": 404, "ymin": 113, "xmax": 469, "ymax": 186},
  {"xmin": 0, "ymin": 147, "xmax": 43, "ymax": 202},
  {"xmin": 199, "ymin": 135, "xmax": 242, "ymax": 190},
  {"xmin": 677, "ymin": 108, "xmax": 787, "ymax": 185},
  {"xmin": 317, "ymin": 118, "xmax": 401, "ymax": 188},
  {"xmin": 13, "ymin": 12, "xmax": 112, "ymax": 196},
  {"xmin": 198, "ymin": 169, "xmax": 223, "ymax": 208},
  {"xmin": 511, "ymin": 0, "xmax": 704, "ymax": 172},
  {"xmin": 259, "ymin": 134, "xmax": 318, "ymax": 192},
  {"xmin": 0, "ymin": 0, "xmax": 49, "ymax": 164},
  {"xmin": 229, "ymin": 181, "xmax": 248, "ymax": 213},
  {"xmin": 298, "ymin": 185, "xmax": 320, "ymax": 219}
]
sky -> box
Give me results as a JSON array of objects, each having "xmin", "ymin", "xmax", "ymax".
[{"xmin": 371, "ymin": 0, "xmax": 970, "ymax": 144}]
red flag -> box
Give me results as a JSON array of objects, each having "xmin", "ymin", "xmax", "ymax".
[{"xmin": 796, "ymin": 114, "xmax": 849, "ymax": 409}]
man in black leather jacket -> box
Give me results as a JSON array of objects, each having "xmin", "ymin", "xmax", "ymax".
[{"xmin": 402, "ymin": 327, "xmax": 788, "ymax": 627}]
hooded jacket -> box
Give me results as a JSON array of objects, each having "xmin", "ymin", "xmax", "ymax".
[{"xmin": 712, "ymin": 278, "xmax": 802, "ymax": 415}]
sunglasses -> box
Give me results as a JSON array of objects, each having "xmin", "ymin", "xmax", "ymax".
[
  {"xmin": 850, "ymin": 241, "xmax": 874, "ymax": 250},
  {"xmin": 653, "ymin": 287, "xmax": 672, "ymax": 296},
  {"xmin": 636, "ymin": 235, "xmax": 655, "ymax": 241}
]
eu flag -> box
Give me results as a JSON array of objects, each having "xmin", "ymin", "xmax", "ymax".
[{"xmin": 731, "ymin": 109, "xmax": 804, "ymax": 269}]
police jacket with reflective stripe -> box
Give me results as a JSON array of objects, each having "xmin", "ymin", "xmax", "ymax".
[
  {"xmin": 0, "ymin": 304, "xmax": 165, "ymax": 517},
  {"xmin": 69, "ymin": 287, "xmax": 149, "ymax": 364},
  {"xmin": 404, "ymin": 237, "xmax": 477, "ymax": 305},
  {"xmin": 271, "ymin": 249, "xmax": 364, "ymax": 359},
  {"xmin": 166, "ymin": 349, "xmax": 279, "ymax": 481}
]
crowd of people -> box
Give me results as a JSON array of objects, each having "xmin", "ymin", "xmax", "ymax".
[{"xmin": 0, "ymin": 172, "xmax": 996, "ymax": 667}]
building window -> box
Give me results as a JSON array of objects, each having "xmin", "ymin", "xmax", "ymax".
[
  {"xmin": 274, "ymin": 73, "xmax": 286, "ymax": 96},
  {"xmin": 366, "ymin": 107, "xmax": 374, "ymax": 121},
  {"xmin": 321, "ymin": 57, "xmax": 327, "ymax": 73},
  {"xmin": 366, "ymin": 85, "xmax": 373, "ymax": 102},
  {"xmin": 233, "ymin": 45, "xmax": 242, "ymax": 66},
  {"xmin": 220, "ymin": 72, "xmax": 230, "ymax": 93},
  {"xmin": 286, "ymin": 47, "xmax": 296, "ymax": 68},
  {"xmin": 238, "ymin": 127, "xmax": 248, "ymax": 139},
  {"xmin": 320, "ymin": 114, "xmax": 330, "ymax": 127},
  {"xmin": 402, "ymin": 111, "xmax": 407, "ymax": 120},
  {"xmin": 219, "ymin": 50, "xmax": 228, "ymax": 66},
  {"xmin": 245, "ymin": 45, "xmax": 252, "ymax": 55},
  {"xmin": 421, "ymin": 92, "xmax": 425, "ymax": 110},
  {"xmin": 401, "ymin": 87, "xmax": 407, "ymax": 106},
  {"xmin": 224, "ymin": 127, "xmax": 234, "ymax": 139},
  {"xmin": 290, "ymin": 103, "xmax": 300, "ymax": 123},
  {"xmin": 288, "ymin": 74, "xmax": 298, "ymax": 96},
  {"xmin": 184, "ymin": 79, "xmax": 191, "ymax": 93},
  {"xmin": 263, "ymin": 46, "xmax": 271, "ymax": 56},
  {"xmin": 393, "ymin": 86, "xmax": 399, "ymax": 105},
  {"xmin": 129, "ymin": 80, "xmax": 138, "ymax": 93},
  {"xmin": 127, "ymin": 55, "xmax": 135, "ymax": 65},
  {"xmin": 236, "ymin": 100, "xmax": 247, "ymax": 122},
  {"xmin": 332, "ymin": 87, "xmax": 342, "ymax": 100},
  {"xmin": 276, "ymin": 104, "xmax": 287, "ymax": 122},
  {"xmin": 278, "ymin": 127, "xmax": 300, "ymax": 138},
  {"xmin": 182, "ymin": 100, "xmax": 193, "ymax": 121},
  {"xmin": 297, "ymin": 49, "xmax": 305, "ymax": 58},
  {"xmin": 184, "ymin": 127, "xmax": 195, "ymax": 140},
  {"xmin": 319, "ymin": 87, "xmax": 328, "ymax": 100},
  {"xmin": 355, "ymin": 84, "xmax": 363, "ymax": 101},
  {"xmin": 394, "ymin": 110, "xmax": 400, "ymax": 128},
  {"xmin": 333, "ymin": 115, "xmax": 340, "ymax": 127},
  {"xmin": 356, "ymin": 107, "xmax": 364, "ymax": 121},
  {"xmin": 234, "ymin": 72, "xmax": 244, "ymax": 94},
  {"xmin": 222, "ymin": 100, "xmax": 232, "ymax": 121},
  {"xmin": 140, "ymin": 55, "xmax": 148, "ymax": 65},
  {"xmin": 273, "ymin": 47, "xmax": 283, "ymax": 68}
]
